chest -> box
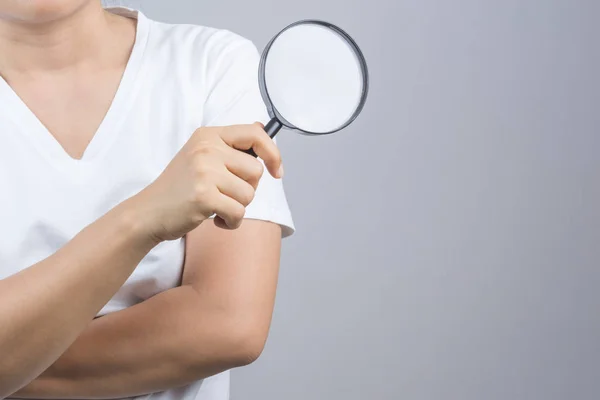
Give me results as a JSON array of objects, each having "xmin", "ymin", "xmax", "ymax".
[
  {"xmin": 0, "ymin": 78, "xmax": 203, "ymax": 315},
  {"xmin": 4, "ymin": 69, "xmax": 126, "ymax": 160},
  {"xmin": 0, "ymin": 138, "xmax": 186, "ymax": 315}
]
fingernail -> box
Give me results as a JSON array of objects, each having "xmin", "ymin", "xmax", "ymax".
[{"xmin": 278, "ymin": 164, "xmax": 284, "ymax": 178}]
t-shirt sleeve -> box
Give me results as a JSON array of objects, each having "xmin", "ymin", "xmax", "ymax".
[{"xmin": 201, "ymin": 35, "xmax": 295, "ymax": 237}]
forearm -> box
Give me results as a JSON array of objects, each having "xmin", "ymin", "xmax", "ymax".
[
  {"xmin": 0, "ymin": 195, "xmax": 157, "ymax": 397},
  {"xmin": 14, "ymin": 286, "xmax": 247, "ymax": 399}
]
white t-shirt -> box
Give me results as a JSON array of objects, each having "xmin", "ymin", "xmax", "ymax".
[{"xmin": 0, "ymin": 7, "xmax": 294, "ymax": 400}]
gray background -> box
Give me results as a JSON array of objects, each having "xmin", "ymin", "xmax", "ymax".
[{"xmin": 138, "ymin": 0, "xmax": 599, "ymax": 399}]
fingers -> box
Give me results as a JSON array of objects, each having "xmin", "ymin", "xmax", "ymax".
[
  {"xmin": 213, "ymin": 215, "xmax": 230, "ymax": 230},
  {"xmin": 190, "ymin": 167, "xmax": 252, "ymax": 230},
  {"xmin": 197, "ymin": 162, "xmax": 256, "ymax": 229},
  {"xmin": 222, "ymin": 146, "xmax": 264, "ymax": 189},
  {"xmin": 215, "ymin": 167, "xmax": 256, "ymax": 208},
  {"xmin": 219, "ymin": 123, "xmax": 283, "ymax": 179},
  {"xmin": 181, "ymin": 123, "xmax": 284, "ymax": 232},
  {"xmin": 211, "ymin": 192, "xmax": 246, "ymax": 229}
]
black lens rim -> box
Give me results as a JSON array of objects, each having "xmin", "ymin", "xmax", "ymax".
[{"xmin": 258, "ymin": 19, "xmax": 370, "ymax": 136}]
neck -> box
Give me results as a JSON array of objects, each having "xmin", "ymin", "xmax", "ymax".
[{"xmin": 0, "ymin": 2, "xmax": 120, "ymax": 75}]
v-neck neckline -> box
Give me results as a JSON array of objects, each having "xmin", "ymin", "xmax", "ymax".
[{"xmin": 0, "ymin": 7, "xmax": 150, "ymax": 171}]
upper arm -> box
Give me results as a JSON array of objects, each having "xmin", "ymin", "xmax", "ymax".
[
  {"xmin": 181, "ymin": 219, "xmax": 282, "ymax": 335},
  {"xmin": 181, "ymin": 31, "xmax": 294, "ymax": 334}
]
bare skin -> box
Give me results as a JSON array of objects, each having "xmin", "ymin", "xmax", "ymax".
[{"xmin": 0, "ymin": 0, "xmax": 285, "ymax": 397}]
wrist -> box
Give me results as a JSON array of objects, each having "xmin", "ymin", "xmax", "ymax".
[{"xmin": 114, "ymin": 193, "xmax": 163, "ymax": 250}]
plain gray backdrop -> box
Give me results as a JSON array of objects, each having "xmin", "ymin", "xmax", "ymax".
[{"xmin": 134, "ymin": 0, "xmax": 598, "ymax": 399}]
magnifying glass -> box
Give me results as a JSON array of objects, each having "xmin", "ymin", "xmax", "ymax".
[{"xmin": 246, "ymin": 20, "xmax": 369, "ymax": 156}]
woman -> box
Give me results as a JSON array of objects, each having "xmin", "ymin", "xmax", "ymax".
[{"xmin": 0, "ymin": 0, "xmax": 294, "ymax": 399}]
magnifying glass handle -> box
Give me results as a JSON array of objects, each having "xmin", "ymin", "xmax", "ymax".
[{"xmin": 244, "ymin": 118, "xmax": 283, "ymax": 158}]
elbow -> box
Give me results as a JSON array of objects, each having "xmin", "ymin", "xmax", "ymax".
[
  {"xmin": 224, "ymin": 318, "xmax": 269, "ymax": 367},
  {"xmin": 184, "ymin": 312, "xmax": 271, "ymax": 375}
]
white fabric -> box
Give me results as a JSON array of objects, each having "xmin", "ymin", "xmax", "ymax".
[{"xmin": 0, "ymin": 7, "xmax": 294, "ymax": 400}]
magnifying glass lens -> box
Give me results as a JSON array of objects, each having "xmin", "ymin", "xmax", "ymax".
[{"xmin": 264, "ymin": 24, "xmax": 365, "ymax": 134}]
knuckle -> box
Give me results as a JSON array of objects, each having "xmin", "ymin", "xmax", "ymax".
[
  {"xmin": 195, "ymin": 162, "xmax": 212, "ymax": 177},
  {"xmin": 192, "ymin": 183, "xmax": 212, "ymax": 202},
  {"xmin": 232, "ymin": 205, "xmax": 246, "ymax": 222},
  {"xmin": 193, "ymin": 164, "xmax": 212, "ymax": 181},
  {"xmin": 240, "ymin": 187, "xmax": 256, "ymax": 206},
  {"xmin": 251, "ymin": 159, "xmax": 265, "ymax": 178},
  {"xmin": 191, "ymin": 155, "xmax": 218, "ymax": 178},
  {"xmin": 194, "ymin": 140, "xmax": 220, "ymax": 157},
  {"xmin": 253, "ymin": 123, "xmax": 266, "ymax": 135}
]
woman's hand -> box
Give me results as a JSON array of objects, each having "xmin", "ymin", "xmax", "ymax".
[{"xmin": 136, "ymin": 123, "xmax": 283, "ymax": 242}]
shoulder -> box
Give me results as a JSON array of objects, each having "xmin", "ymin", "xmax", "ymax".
[{"xmin": 143, "ymin": 13, "xmax": 260, "ymax": 71}]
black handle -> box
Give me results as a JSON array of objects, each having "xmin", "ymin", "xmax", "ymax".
[{"xmin": 244, "ymin": 118, "xmax": 283, "ymax": 158}]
